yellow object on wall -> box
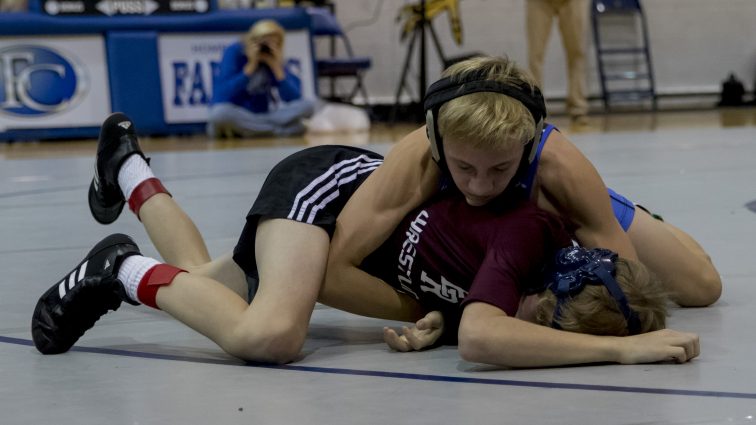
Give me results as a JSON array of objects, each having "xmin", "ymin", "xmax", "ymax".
[{"xmin": 396, "ymin": 0, "xmax": 462, "ymax": 45}]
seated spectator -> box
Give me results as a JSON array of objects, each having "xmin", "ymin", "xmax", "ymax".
[{"xmin": 207, "ymin": 19, "xmax": 315, "ymax": 138}]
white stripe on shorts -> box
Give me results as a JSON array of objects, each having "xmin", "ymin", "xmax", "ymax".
[
  {"xmin": 305, "ymin": 164, "xmax": 380, "ymax": 223},
  {"xmin": 287, "ymin": 154, "xmax": 382, "ymax": 223},
  {"xmin": 294, "ymin": 161, "xmax": 381, "ymax": 222}
]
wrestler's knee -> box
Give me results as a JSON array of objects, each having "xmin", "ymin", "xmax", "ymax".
[
  {"xmin": 693, "ymin": 266, "xmax": 722, "ymax": 306},
  {"xmin": 673, "ymin": 265, "xmax": 722, "ymax": 307},
  {"xmin": 227, "ymin": 319, "xmax": 306, "ymax": 364}
]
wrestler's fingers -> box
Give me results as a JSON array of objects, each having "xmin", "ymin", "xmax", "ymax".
[
  {"xmin": 416, "ymin": 311, "xmax": 443, "ymax": 331},
  {"xmin": 383, "ymin": 327, "xmax": 412, "ymax": 352},
  {"xmin": 682, "ymin": 333, "xmax": 700, "ymax": 361},
  {"xmin": 401, "ymin": 326, "xmax": 424, "ymax": 351},
  {"xmin": 405, "ymin": 326, "xmax": 441, "ymax": 351},
  {"xmin": 669, "ymin": 346, "xmax": 689, "ymax": 364},
  {"xmin": 415, "ymin": 318, "xmax": 429, "ymax": 331},
  {"xmin": 690, "ymin": 334, "xmax": 701, "ymax": 359}
]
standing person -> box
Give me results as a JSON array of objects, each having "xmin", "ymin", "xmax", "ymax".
[
  {"xmin": 526, "ymin": 0, "xmax": 590, "ymax": 126},
  {"xmin": 323, "ymin": 55, "xmax": 721, "ymax": 322},
  {"xmin": 206, "ymin": 19, "xmax": 315, "ymax": 138},
  {"xmin": 31, "ymin": 113, "xmax": 699, "ymax": 367}
]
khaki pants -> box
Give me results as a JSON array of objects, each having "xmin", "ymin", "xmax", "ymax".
[{"xmin": 526, "ymin": 0, "xmax": 589, "ymax": 117}]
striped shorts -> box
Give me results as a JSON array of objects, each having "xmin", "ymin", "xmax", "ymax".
[{"xmin": 232, "ymin": 145, "xmax": 384, "ymax": 280}]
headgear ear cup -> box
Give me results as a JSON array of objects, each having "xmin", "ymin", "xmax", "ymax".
[
  {"xmin": 424, "ymin": 76, "xmax": 466, "ymax": 167},
  {"xmin": 426, "ymin": 110, "xmax": 441, "ymax": 163}
]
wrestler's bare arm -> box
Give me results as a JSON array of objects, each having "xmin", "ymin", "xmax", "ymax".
[
  {"xmin": 458, "ymin": 302, "xmax": 699, "ymax": 368},
  {"xmin": 536, "ymin": 131, "xmax": 638, "ymax": 260},
  {"xmin": 319, "ymin": 126, "xmax": 440, "ymax": 321}
]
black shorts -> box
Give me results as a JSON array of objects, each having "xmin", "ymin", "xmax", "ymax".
[{"xmin": 232, "ymin": 145, "xmax": 384, "ymax": 280}]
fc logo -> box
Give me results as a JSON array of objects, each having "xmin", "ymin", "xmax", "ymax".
[{"xmin": 0, "ymin": 45, "xmax": 88, "ymax": 116}]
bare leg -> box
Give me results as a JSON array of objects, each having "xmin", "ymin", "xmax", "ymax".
[
  {"xmin": 155, "ymin": 218, "xmax": 328, "ymax": 363},
  {"xmin": 138, "ymin": 193, "xmax": 211, "ymax": 269},
  {"xmin": 189, "ymin": 252, "xmax": 249, "ymax": 300},
  {"xmin": 628, "ymin": 209, "xmax": 722, "ymax": 306}
]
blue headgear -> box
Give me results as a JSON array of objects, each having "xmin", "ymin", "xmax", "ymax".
[{"xmin": 537, "ymin": 246, "xmax": 642, "ymax": 335}]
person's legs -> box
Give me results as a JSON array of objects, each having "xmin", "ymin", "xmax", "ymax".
[
  {"xmin": 137, "ymin": 194, "xmax": 212, "ymax": 269},
  {"xmin": 207, "ymin": 103, "xmax": 277, "ymax": 136},
  {"xmin": 35, "ymin": 142, "xmax": 389, "ymax": 362},
  {"xmin": 151, "ymin": 145, "xmax": 386, "ymax": 361},
  {"xmin": 208, "ymin": 100, "xmax": 316, "ymax": 138},
  {"xmin": 190, "ymin": 252, "xmax": 249, "ymax": 300},
  {"xmin": 627, "ymin": 208, "xmax": 722, "ymax": 307},
  {"xmin": 90, "ymin": 113, "xmax": 216, "ymax": 270},
  {"xmin": 270, "ymin": 99, "xmax": 317, "ymax": 137},
  {"xmin": 268, "ymin": 99, "xmax": 317, "ymax": 126},
  {"xmin": 526, "ymin": 0, "xmax": 557, "ymax": 86},
  {"xmin": 153, "ymin": 219, "xmax": 328, "ymax": 363},
  {"xmin": 32, "ymin": 221, "xmax": 326, "ymax": 363},
  {"xmin": 557, "ymin": 0, "xmax": 589, "ymax": 118}
]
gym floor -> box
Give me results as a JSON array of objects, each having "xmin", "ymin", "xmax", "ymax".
[{"xmin": 2, "ymin": 108, "xmax": 756, "ymax": 425}]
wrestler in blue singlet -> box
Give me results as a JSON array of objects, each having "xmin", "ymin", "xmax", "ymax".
[{"xmin": 515, "ymin": 124, "xmax": 637, "ymax": 231}]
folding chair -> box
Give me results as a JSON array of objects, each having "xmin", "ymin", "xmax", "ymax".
[
  {"xmin": 307, "ymin": 6, "xmax": 372, "ymax": 105},
  {"xmin": 592, "ymin": 0, "xmax": 657, "ymax": 110}
]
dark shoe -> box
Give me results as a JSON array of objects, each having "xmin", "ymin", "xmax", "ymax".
[
  {"xmin": 636, "ymin": 204, "xmax": 664, "ymax": 222},
  {"xmin": 88, "ymin": 113, "xmax": 148, "ymax": 224},
  {"xmin": 31, "ymin": 233, "xmax": 141, "ymax": 355}
]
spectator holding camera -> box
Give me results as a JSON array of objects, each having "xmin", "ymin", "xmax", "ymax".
[{"xmin": 207, "ymin": 19, "xmax": 315, "ymax": 138}]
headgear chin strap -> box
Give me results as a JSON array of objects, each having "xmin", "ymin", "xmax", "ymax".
[
  {"xmin": 540, "ymin": 246, "xmax": 642, "ymax": 335},
  {"xmin": 423, "ymin": 74, "xmax": 547, "ymax": 174}
]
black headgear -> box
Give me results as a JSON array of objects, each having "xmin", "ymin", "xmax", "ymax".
[
  {"xmin": 423, "ymin": 71, "xmax": 547, "ymax": 173},
  {"xmin": 532, "ymin": 246, "xmax": 642, "ymax": 335}
]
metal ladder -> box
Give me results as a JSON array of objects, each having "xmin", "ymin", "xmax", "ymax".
[{"xmin": 591, "ymin": 0, "xmax": 657, "ymax": 110}]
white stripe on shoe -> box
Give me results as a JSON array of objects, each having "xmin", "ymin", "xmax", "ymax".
[
  {"xmin": 58, "ymin": 261, "xmax": 88, "ymax": 299},
  {"xmin": 77, "ymin": 260, "xmax": 88, "ymax": 282}
]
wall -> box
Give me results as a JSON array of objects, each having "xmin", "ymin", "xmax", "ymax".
[{"xmin": 327, "ymin": 0, "xmax": 756, "ymax": 105}]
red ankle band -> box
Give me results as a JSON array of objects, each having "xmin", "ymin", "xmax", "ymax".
[
  {"xmin": 137, "ymin": 264, "xmax": 185, "ymax": 309},
  {"xmin": 128, "ymin": 178, "xmax": 171, "ymax": 219}
]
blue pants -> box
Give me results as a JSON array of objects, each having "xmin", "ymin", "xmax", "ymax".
[{"xmin": 206, "ymin": 99, "xmax": 316, "ymax": 137}]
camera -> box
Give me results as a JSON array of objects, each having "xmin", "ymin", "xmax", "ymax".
[{"xmin": 259, "ymin": 43, "xmax": 272, "ymax": 54}]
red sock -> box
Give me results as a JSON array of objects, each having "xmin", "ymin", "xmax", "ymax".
[
  {"xmin": 136, "ymin": 264, "xmax": 186, "ymax": 309},
  {"xmin": 128, "ymin": 178, "xmax": 171, "ymax": 220}
]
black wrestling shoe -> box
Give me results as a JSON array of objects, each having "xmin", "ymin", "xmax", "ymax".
[
  {"xmin": 31, "ymin": 233, "xmax": 141, "ymax": 355},
  {"xmin": 88, "ymin": 112, "xmax": 149, "ymax": 225}
]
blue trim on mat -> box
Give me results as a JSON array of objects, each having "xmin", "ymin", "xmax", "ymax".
[{"xmin": 2, "ymin": 335, "xmax": 755, "ymax": 400}]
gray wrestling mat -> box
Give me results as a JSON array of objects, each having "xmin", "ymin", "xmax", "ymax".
[{"xmin": 2, "ymin": 126, "xmax": 756, "ymax": 425}]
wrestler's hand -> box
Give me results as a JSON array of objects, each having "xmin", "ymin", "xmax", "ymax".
[
  {"xmin": 383, "ymin": 311, "xmax": 444, "ymax": 352},
  {"xmin": 615, "ymin": 329, "xmax": 700, "ymax": 364}
]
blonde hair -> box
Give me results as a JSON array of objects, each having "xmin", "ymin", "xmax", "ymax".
[
  {"xmin": 534, "ymin": 258, "xmax": 668, "ymax": 336},
  {"xmin": 437, "ymin": 56, "xmax": 541, "ymax": 152},
  {"xmin": 244, "ymin": 19, "xmax": 285, "ymax": 45}
]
